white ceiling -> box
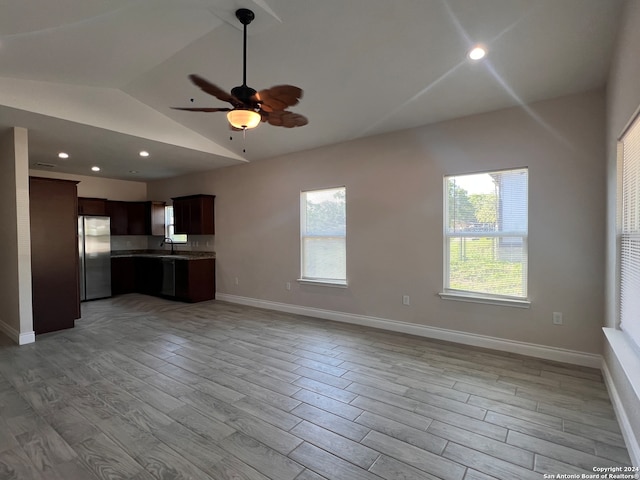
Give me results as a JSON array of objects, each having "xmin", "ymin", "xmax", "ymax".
[{"xmin": 0, "ymin": 0, "xmax": 624, "ymax": 181}]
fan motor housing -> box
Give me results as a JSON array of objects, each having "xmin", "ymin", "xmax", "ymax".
[
  {"xmin": 235, "ymin": 8, "xmax": 255, "ymax": 25},
  {"xmin": 231, "ymin": 85, "xmax": 257, "ymax": 105}
]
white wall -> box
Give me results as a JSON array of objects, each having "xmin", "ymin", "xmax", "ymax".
[
  {"xmin": 0, "ymin": 128, "xmax": 34, "ymax": 344},
  {"xmin": 149, "ymin": 89, "xmax": 606, "ymax": 358},
  {"xmin": 604, "ymin": 0, "xmax": 640, "ymax": 465},
  {"xmin": 28, "ymin": 170, "xmax": 147, "ymax": 201}
]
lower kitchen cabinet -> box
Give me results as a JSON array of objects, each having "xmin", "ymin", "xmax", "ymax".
[
  {"xmin": 111, "ymin": 256, "xmax": 215, "ymax": 302},
  {"xmin": 175, "ymin": 258, "xmax": 216, "ymax": 302},
  {"xmin": 111, "ymin": 257, "xmax": 136, "ymax": 295},
  {"xmin": 135, "ymin": 257, "xmax": 163, "ymax": 295}
]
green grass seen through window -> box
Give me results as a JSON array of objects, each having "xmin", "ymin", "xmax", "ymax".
[{"xmin": 448, "ymin": 237, "xmax": 525, "ymax": 297}]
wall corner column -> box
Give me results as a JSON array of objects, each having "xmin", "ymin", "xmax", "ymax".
[{"xmin": 0, "ymin": 127, "xmax": 34, "ymax": 344}]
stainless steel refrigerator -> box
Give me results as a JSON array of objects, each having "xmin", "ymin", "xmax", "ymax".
[{"xmin": 78, "ymin": 216, "xmax": 112, "ymax": 301}]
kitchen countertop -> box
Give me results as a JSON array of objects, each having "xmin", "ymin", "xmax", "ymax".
[{"xmin": 111, "ymin": 250, "xmax": 215, "ymax": 260}]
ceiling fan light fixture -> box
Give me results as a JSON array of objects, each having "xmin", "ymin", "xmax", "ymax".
[
  {"xmin": 227, "ymin": 109, "xmax": 261, "ymax": 129},
  {"xmin": 172, "ymin": 8, "xmax": 307, "ymax": 130}
]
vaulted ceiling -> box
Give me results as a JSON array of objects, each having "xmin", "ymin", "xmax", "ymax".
[{"xmin": 0, "ymin": 0, "xmax": 624, "ymax": 180}]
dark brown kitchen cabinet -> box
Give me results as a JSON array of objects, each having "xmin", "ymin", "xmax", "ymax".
[
  {"xmin": 172, "ymin": 195, "xmax": 215, "ymax": 235},
  {"xmin": 111, "ymin": 257, "xmax": 136, "ymax": 295},
  {"xmin": 147, "ymin": 201, "xmax": 166, "ymax": 236},
  {"xmin": 175, "ymin": 258, "xmax": 216, "ymax": 302},
  {"xmin": 127, "ymin": 201, "xmax": 147, "ymax": 235},
  {"xmin": 106, "ymin": 200, "xmax": 165, "ymax": 235},
  {"xmin": 106, "ymin": 200, "xmax": 129, "ymax": 235},
  {"xmin": 110, "ymin": 255, "xmax": 215, "ymax": 303},
  {"xmin": 78, "ymin": 197, "xmax": 107, "ymax": 215},
  {"xmin": 29, "ymin": 177, "xmax": 80, "ymax": 334},
  {"xmin": 135, "ymin": 257, "xmax": 163, "ymax": 295}
]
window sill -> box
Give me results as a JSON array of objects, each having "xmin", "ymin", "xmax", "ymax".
[
  {"xmin": 297, "ymin": 278, "xmax": 348, "ymax": 288},
  {"xmin": 439, "ymin": 291, "xmax": 531, "ymax": 308},
  {"xmin": 603, "ymin": 327, "xmax": 640, "ymax": 400}
]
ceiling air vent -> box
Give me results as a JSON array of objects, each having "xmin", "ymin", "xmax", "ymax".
[{"xmin": 34, "ymin": 162, "xmax": 57, "ymax": 168}]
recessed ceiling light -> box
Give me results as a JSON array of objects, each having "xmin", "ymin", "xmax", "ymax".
[
  {"xmin": 468, "ymin": 46, "xmax": 486, "ymax": 61},
  {"xmin": 91, "ymin": 166, "xmax": 100, "ymax": 172},
  {"xmin": 139, "ymin": 151, "xmax": 150, "ymax": 157},
  {"xmin": 58, "ymin": 152, "xmax": 69, "ymax": 159}
]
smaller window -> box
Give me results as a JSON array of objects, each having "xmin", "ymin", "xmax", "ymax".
[
  {"xmin": 300, "ymin": 187, "xmax": 346, "ymax": 285},
  {"xmin": 165, "ymin": 206, "xmax": 187, "ymax": 243}
]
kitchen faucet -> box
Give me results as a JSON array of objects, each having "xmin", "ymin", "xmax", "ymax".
[{"xmin": 160, "ymin": 237, "xmax": 175, "ymax": 255}]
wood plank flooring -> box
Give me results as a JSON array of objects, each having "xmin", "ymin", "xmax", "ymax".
[{"xmin": 0, "ymin": 294, "xmax": 633, "ymax": 479}]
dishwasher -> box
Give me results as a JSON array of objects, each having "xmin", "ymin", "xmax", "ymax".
[{"xmin": 161, "ymin": 258, "xmax": 176, "ymax": 297}]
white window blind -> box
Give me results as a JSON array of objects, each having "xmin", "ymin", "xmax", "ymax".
[
  {"xmin": 444, "ymin": 168, "xmax": 528, "ymax": 299},
  {"xmin": 619, "ymin": 113, "xmax": 640, "ymax": 349},
  {"xmin": 300, "ymin": 187, "xmax": 346, "ymax": 283}
]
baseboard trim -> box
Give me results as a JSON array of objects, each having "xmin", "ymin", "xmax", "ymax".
[
  {"xmin": 18, "ymin": 331, "xmax": 35, "ymax": 345},
  {"xmin": 602, "ymin": 360, "xmax": 640, "ymax": 467},
  {"xmin": 0, "ymin": 319, "xmax": 35, "ymax": 345},
  {"xmin": 216, "ymin": 294, "xmax": 602, "ymax": 368},
  {"xmin": 602, "ymin": 329, "xmax": 640, "ymax": 467}
]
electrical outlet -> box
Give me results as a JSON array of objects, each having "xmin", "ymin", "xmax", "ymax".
[
  {"xmin": 234, "ymin": 277, "xmax": 239, "ymax": 286},
  {"xmin": 552, "ymin": 312, "xmax": 563, "ymax": 325},
  {"xmin": 286, "ymin": 282, "xmax": 291, "ymax": 291},
  {"xmin": 402, "ymin": 295, "xmax": 410, "ymax": 306}
]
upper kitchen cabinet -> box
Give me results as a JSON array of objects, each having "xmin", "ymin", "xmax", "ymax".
[
  {"xmin": 78, "ymin": 197, "xmax": 107, "ymax": 216},
  {"xmin": 106, "ymin": 200, "xmax": 128, "ymax": 235},
  {"xmin": 106, "ymin": 200, "xmax": 165, "ymax": 235},
  {"xmin": 147, "ymin": 201, "xmax": 167, "ymax": 236},
  {"xmin": 29, "ymin": 177, "xmax": 80, "ymax": 334},
  {"xmin": 172, "ymin": 194, "xmax": 215, "ymax": 235},
  {"xmin": 127, "ymin": 201, "xmax": 147, "ymax": 235}
]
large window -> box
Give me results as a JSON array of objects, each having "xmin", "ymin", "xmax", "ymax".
[
  {"xmin": 300, "ymin": 187, "xmax": 346, "ymax": 285},
  {"xmin": 443, "ymin": 168, "xmax": 528, "ymax": 302},
  {"xmin": 618, "ymin": 113, "xmax": 640, "ymax": 349}
]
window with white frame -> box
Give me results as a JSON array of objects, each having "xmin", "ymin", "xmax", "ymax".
[
  {"xmin": 164, "ymin": 206, "xmax": 187, "ymax": 243},
  {"xmin": 300, "ymin": 186, "xmax": 346, "ymax": 285},
  {"xmin": 618, "ymin": 113, "xmax": 640, "ymax": 350},
  {"xmin": 443, "ymin": 168, "xmax": 528, "ymax": 302}
]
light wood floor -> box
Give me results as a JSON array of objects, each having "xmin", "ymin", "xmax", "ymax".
[{"xmin": 0, "ymin": 294, "xmax": 632, "ymax": 480}]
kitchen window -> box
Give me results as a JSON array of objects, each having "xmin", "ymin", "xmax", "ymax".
[
  {"xmin": 441, "ymin": 168, "xmax": 529, "ymax": 307},
  {"xmin": 299, "ymin": 186, "xmax": 347, "ymax": 286},
  {"xmin": 165, "ymin": 206, "xmax": 187, "ymax": 243}
]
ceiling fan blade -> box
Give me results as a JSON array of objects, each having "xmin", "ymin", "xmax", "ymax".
[
  {"xmin": 172, "ymin": 107, "xmax": 231, "ymax": 112},
  {"xmin": 188, "ymin": 74, "xmax": 240, "ymax": 106},
  {"xmin": 254, "ymin": 85, "xmax": 303, "ymax": 112},
  {"xmin": 265, "ymin": 110, "xmax": 308, "ymax": 128}
]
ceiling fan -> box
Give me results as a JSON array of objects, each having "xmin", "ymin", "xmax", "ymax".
[{"xmin": 173, "ymin": 8, "xmax": 308, "ymax": 131}]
